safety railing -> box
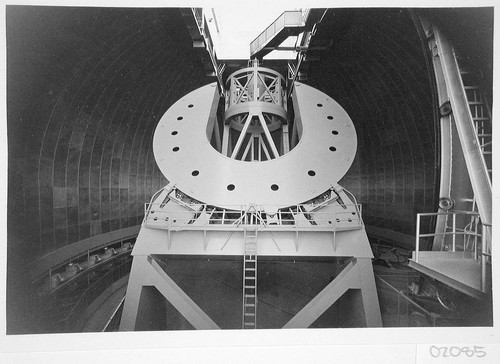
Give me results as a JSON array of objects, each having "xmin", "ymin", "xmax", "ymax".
[
  {"xmin": 34, "ymin": 239, "xmax": 135, "ymax": 297},
  {"xmin": 414, "ymin": 211, "xmax": 491, "ymax": 292},
  {"xmin": 250, "ymin": 11, "xmax": 304, "ymax": 55},
  {"xmin": 376, "ymin": 276, "xmax": 448, "ymax": 327},
  {"xmin": 143, "ymin": 203, "xmax": 363, "ymax": 232}
]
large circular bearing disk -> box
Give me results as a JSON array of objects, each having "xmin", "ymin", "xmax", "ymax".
[{"xmin": 153, "ymin": 82, "xmax": 357, "ymax": 213}]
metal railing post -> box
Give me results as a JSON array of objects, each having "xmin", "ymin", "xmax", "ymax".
[
  {"xmin": 415, "ymin": 214, "xmax": 421, "ymax": 262},
  {"xmin": 481, "ymin": 224, "xmax": 488, "ymax": 292},
  {"xmin": 452, "ymin": 213, "xmax": 457, "ymax": 252}
]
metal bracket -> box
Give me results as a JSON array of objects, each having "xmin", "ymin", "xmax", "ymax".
[{"xmin": 439, "ymin": 101, "xmax": 452, "ymax": 116}]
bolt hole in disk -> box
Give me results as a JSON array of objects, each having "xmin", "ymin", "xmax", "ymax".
[
  {"xmin": 153, "ymin": 81, "xmax": 358, "ymax": 210},
  {"xmin": 188, "ymin": 104, "xmax": 194, "ymax": 108},
  {"xmin": 317, "ymin": 103, "xmax": 323, "ymax": 107},
  {"xmin": 332, "ymin": 130, "xmax": 339, "ymax": 135}
]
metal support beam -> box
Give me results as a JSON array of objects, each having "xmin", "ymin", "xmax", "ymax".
[
  {"xmin": 231, "ymin": 114, "xmax": 252, "ymax": 159},
  {"xmin": 282, "ymin": 123, "xmax": 290, "ymax": 154},
  {"xmin": 148, "ymin": 256, "xmax": 220, "ymax": 329},
  {"xmin": 213, "ymin": 117, "xmax": 222, "ymax": 152},
  {"xmin": 283, "ymin": 259, "xmax": 358, "ymax": 328},
  {"xmin": 434, "ymin": 27, "xmax": 492, "ymax": 227},
  {"xmin": 221, "ymin": 124, "xmax": 231, "ymax": 156},
  {"xmin": 259, "ymin": 134, "xmax": 271, "ymax": 160},
  {"xmin": 258, "ymin": 113, "xmax": 280, "ymax": 158}
]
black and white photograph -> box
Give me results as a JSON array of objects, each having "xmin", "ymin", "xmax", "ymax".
[{"xmin": 1, "ymin": 1, "xmax": 498, "ymax": 362}]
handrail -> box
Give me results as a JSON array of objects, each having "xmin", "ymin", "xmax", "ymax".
[
  {"xmin": 250, "ymin": 11, "xmax": 304, "ymax": 55},
  {"xmin": 143, "ymin": 202, "xmax": 363, "ymax": 232},
  {"xmin": 414, "ymin": 210, "xmax": 491, "ymax": 293}
]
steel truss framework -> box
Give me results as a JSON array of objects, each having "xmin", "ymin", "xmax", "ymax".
[
  {"xmin": 220, "ymin": 62, "xmax": 291, "ymax": 161},
  {"xmin": 123, "ymin": 62, "xmax": 382, "ymax": 330},
  {"xmin": 120, "ymin": 185, "xmax": 382, "ymax": 330}
]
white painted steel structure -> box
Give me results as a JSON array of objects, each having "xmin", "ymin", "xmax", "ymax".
[
  {"xmin": 409, "ymin": 20, "xmax": 492, "ymax": 300},
  {"xmin": 120, "ymin": 63, "xmax": 381, "ymax": 331}
]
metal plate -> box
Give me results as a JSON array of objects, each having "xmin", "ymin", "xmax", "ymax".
[{"xmin": 153, "ymin": 82, "xmax": 357, "ymax": 212}]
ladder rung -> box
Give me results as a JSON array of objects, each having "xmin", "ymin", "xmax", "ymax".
[
  {"xmin": 245, "ymin": 276, "xmax": 256, "ymax": 280},
  {"xmin": 482, "ymin": 151, "xmax": 492, "ymax": 155},
  {"xmin": 245, "ymin": 267, "xmax": 256, "ymax": 271},
  {"xmin": 245, "ymin": 294, "xmax": 256, "ymax": 297},
  {"xmin": 244, "ymin": 313, "xmax": 255, "ymax": 316},
  {"xmin": 473, "ymin": 117, "xmax": 490, "ymax": 121},
  {"xmin": 244, "ymin": 303, "xmax": 256, "ymax": 307},
  {"xmin": 477, "ymin": 134, "xmax": 492, "ymax": 137}
]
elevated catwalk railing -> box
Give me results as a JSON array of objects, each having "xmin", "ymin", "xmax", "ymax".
[
  {"xmin": 250, "ymin": 10, "xmax": 305, "ymax": 59},
  {"xmin": 411, "ymin": 211, "xmax": 491, "ymax": 297},
  {"xmin": 142, "ymin": 202, "xmax": 363, "ymax": 232}
]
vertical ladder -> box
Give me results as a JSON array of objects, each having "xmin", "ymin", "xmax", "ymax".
[
  {"xmin": 460, "ymin": 68, "xmax": 493, "ymax": 182},
  {"xmin": 242, "ymin": 225, "xmax": 258, "ymax": 329}
]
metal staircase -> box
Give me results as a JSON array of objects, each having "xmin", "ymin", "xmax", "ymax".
[
  {"xmin": 242, "ymin": 226, "xmax": 258, "ymax": 329},
  {"xmin": 460, "ymin": 68, "xmax": 493, "ymax": 182}
]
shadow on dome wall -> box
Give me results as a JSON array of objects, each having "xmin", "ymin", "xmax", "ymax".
[{"xmin": 5, "ymin": 6, "xmax": 494, "ymax": 334}]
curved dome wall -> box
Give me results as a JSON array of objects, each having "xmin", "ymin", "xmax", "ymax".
[
  {"xmin": 7, "ymin": 6, "xmax": 492, "ymax": 333},
  {"xmin": 7, "ymin": 6, "xmax": 213, "ymax": 264},
  {"xmin": 305, "ymin": 8, "xmax": 440, "ymax": 241}
]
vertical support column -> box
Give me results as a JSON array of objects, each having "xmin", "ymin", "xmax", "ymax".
[
  {"xmin": 119, "ymin": 257, "xmax": 148, "ymax": 331},
  {"xmin": 282, "ymin": 123, "xmax": 290, "ymax": 154},
  {"xmin": 357, "ymin": 258, "xmax": 383, "ymax": 327},
  {"xmin": 222, "ymin": 124, "xmax": 231, "ymax": 156}
]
